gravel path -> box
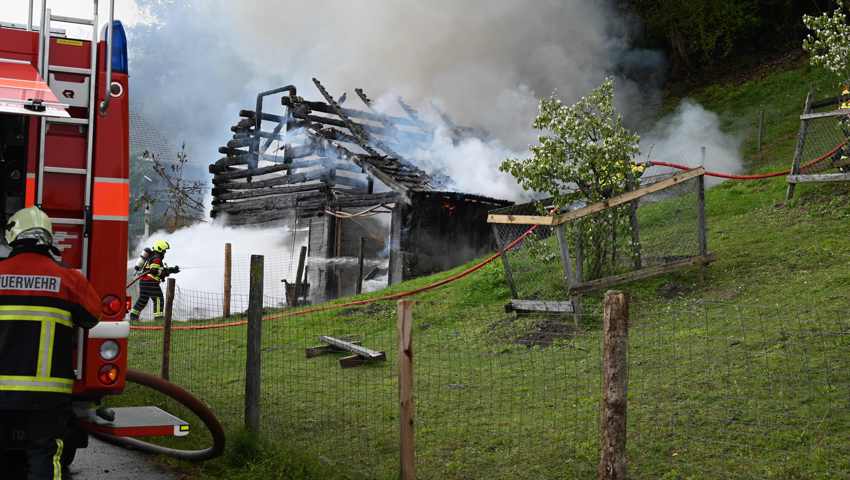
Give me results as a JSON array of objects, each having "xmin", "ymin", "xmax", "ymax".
[{"xmin": 68, "ymin": 438, "xmax": 180, "ymax": 480}]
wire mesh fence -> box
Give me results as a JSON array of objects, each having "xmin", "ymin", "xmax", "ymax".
[
  {"xmin": 798, "ymin": 106, "xmax": 850, "ymax": 174},
  {"xmin": 490, "ymin": 173, "xmax": 705, "ymax": 303},
  {"xmin": 123, "ymin": 275, "xmax": 850, "ymax": 478}
]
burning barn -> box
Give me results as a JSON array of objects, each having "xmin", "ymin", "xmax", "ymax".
[{"xmin": 209, "ymin": 79, "xmax": 511, "ymax": 302}]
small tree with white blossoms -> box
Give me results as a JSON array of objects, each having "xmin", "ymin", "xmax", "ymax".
[
  {"xmin": 803, "ymin": 1, "xmax": 850, "ymax": 84},
  {"xmin": 500, "ymin": 78, "xmax": 642, "ymax": 278}
]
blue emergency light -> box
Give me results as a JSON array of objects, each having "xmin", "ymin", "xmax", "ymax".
[{"xmin": 110, "ymin": 20, "xmax": 128, "ymax": 73}]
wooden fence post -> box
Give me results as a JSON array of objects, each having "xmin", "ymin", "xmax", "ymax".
[
  {"xmin": 293, "ymin": 245, "xmax": 307, "ymax": 306},
  {"xmin": 598, "ymin": 291, "xmax": 629, "ymax": 480},
  {"xmin": 223, "ymin": 242, "xmax": 232, "ymax": 318},
  {"xmin": 245, "ymin": 254, "xmax": 264, "ymax": 434},
  {"xmin": 398, "ymin": 300, "xmax": 416, "ymax": 480},
  {"xmin": 161, "ymin": 278, "xmax": 176, "ymax": 380},
  {"xmin": 356, "ymin": 237, "xmax": 365, "ymax": 295}
]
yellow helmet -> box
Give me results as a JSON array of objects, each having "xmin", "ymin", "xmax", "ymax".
[
  {"xmin": 152, "ymin": 239, "xmax": 170, "ymax": 253},
  {"xmin": 5, "ymin": 207, "xmax": 53, "ymax": 246}
]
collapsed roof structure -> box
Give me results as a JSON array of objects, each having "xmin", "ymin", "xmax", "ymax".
[{"xmin": 209, "ymin": 79, "xmax": 511, "ymax": 301}]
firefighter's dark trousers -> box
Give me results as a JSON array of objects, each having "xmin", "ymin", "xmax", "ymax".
[
  {"xmin": 0, "ymin": 409, "xmax": 70, "ymax": 479},
  {"xmin": 131, "ymin": 279, "xmax": 164, "ymax": 320}
]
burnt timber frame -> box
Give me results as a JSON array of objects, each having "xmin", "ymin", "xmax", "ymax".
[
  {"xmin": 488, "ymin": 168, "xmax": 711, "ymax": 308},
  {"xmin": 210, "ymin": 80, "xmax": 512, "ymax": 291}
]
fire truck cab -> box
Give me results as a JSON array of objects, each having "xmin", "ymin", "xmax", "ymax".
[{"xmin": 0, "ymin": 0, "xmax": 137, "ymax": 465}]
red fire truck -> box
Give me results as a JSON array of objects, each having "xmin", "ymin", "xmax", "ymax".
[{"xmin": 0, "ymin": 1, "xmax": 222, "ymax": 469}]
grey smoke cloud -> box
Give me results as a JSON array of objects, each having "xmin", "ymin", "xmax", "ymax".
[{"xmin": 128, "ymin": 0, "xmax": 736, "ymax": 202}]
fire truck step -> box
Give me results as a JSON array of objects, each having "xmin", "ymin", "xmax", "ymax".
[
  {"xmin": 49, "ymin": 65, "xmax": 91, "ymax": 76},
  {"xmin": 51, "ymin": 15, "xmax": 94, "ymax": 26},
  {"xmin": 81, "ymin": 406, "xmax": 190, "ymax": 438},
  {"xmin": 47, "ymin": 116, "xmax": 89, "ymax": 125}
]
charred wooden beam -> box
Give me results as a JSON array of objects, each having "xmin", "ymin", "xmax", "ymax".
[
  {"xmin": 214, "ymin": 174, "xmax": 321, "ymax": 191},
  {"xmin": 212, "ymin": 163, "xmax": 291, "ymax": 183},
  {"xmin": 282, "ymin": 96, "xmax": 422, "ymax": 129},
  {"xmin": 212, "ymin": 190, "xmax": 328, "ymax": 215},
  {"xmin": 213, "ymin": 183, "xmax": 326, "ymax": 202}
]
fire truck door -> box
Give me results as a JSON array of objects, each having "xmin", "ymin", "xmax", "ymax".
[
  {"xmin": 0, "ymin": 114, "xmax": 28, "ymax": 223},
  {"xmin": 0, "ymin": 60, "xmax": 69, "ymax": 256}
]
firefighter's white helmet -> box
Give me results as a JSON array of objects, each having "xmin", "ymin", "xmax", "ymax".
[{"xmin": 5, "ymin": 207, "xmax": 53, "ymax": 246}]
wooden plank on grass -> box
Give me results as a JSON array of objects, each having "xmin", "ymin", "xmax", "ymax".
[
  {"xmin": 787, "ymin": 173, "xmax": 850, "ymax": 183},
  {"xmin": 506, "ymin": 299, "xmax": 575, "ymax": 314},
  {"xmin": 319, "ymin": 335, "xmax": 386, "ymax": 360},
  {"xmin": 569, "ymin": 254, "xmax": 715, "ymax": 295}
]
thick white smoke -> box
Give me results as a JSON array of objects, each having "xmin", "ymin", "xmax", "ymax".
[
  {"xmin": 122, "ymin": 0, "xmax": 743, "ymax": 313},
  {"xmin": 641, "ymin": 101, "xmax": 743, "ymax": 186}
]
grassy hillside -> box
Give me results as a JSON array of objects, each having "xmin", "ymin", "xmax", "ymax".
[{"xmin": 112, "ymin": 59, "xmax": 850, "ymax": 479}]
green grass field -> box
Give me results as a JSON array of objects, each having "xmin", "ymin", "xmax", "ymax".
[{"xmin": 110, "ymin": 60, "xmax": 850, "ymax": 479}]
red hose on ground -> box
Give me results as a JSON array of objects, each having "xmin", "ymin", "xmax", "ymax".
[{"xmin": 651, "ymin": 141, "xmax": 847, "ymax": 180}]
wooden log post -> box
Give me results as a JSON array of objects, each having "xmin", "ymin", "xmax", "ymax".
[
  {"xmin": 398, "ymin": 300, "xmax": 416, "ymax": 480},
  {"xmin": 245, "ymin": 255, "xmax": 264, "ymax": 434},
  {"xmin": 598, "ymin": 291, "xmax": 629, "ymax": 480},
  {"xmin": 223, "ymin": 243, "xmax": 232, "ymax": 318},
  {"xmin": 786, "ymin": 91, "xmax": 813, "ymax": 201},
  {"xmin": 161, "ymin": 278, "xmax": 176, "ymax": 380},
  {"xmin": 572, "ymin": 229, "xmax": 585, "ymax": 326},
  {"xmin": 356, "ymin": 237, "xmax": 365, "ymax": 295},
  {"xmin": 293, "ymin": 245, "xmax": 307, "ymax": 306},
  {"xmin": 491, "ymin": 224, "xmax": 519, "ymax": 298},
  {"xmin": 697, "ymin": 170, "xmax": 708, "ymax": 283}
]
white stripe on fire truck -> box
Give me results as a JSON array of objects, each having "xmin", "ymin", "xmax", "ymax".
[
  {"xmin": 92, "ymin": 215, "xmax": 129, "ymax": 221},
  {"xmin": 93, "ymin": 177, "xmax": 129, "ymax": 183}
]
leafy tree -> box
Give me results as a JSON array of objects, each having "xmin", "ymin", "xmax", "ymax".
[
  {"xmin": 803, "ymin": 0, "xmax": 850, "ymax": 84},
  {"xmin": 501, "ymin": 79, "xmax": 643, "ymax": 278}
]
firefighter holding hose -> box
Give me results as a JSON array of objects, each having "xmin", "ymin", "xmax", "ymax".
[
  {"xmin": 0, "ymin": 207, "xmax": 101, "ymax": 479},
  {"xmin": 129, "ymin": 240, "xmax": 179, "ymax": 321}
]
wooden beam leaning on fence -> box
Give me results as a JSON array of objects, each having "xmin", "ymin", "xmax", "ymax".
[{"xmin": 488, "ymin": 167, "xmax": 713, "ymax": 313}]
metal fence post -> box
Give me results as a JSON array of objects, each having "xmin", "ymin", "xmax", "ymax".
[
  {"xmin": 398, "ymin": 300, "xmax": 416, "ymax": 480},
  {"xmin": 223, "ymin": 242, "xmax": 232, "ymax": 318},
  {"xmin": 599, "ymin": 290, "xmax": 629, "ymax": 480},
  {"xmin": 161, "ymin": 278, "xmax": 176, "ymax": 380},
  {"xmin": 757, "ymin": 109, "xmax": 765, "ymax": 153},
  {"xmin": 245, "ymin": 255, "xmax": 264, "ymax": 434}
]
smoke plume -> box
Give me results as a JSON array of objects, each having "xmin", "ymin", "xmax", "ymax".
[{"xmin": 128, "ymin": 0, "xmax": 678, "ymax": 201}]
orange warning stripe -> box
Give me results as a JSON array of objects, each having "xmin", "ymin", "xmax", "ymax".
[
  {"xmin": 25, "ymin": 176, "xmax": 35, "ymax": 208},
  {"xmin": 92, "ymin": 179, "xmax": 129, "ymax": 218}
]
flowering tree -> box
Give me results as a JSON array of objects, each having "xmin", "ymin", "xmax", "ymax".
[
  {"xmin": 500, "ymin": 78, "xmax": 643, "ymax": 278},
  {"xmin": 803, "ymin": 1, "xmax": 850, "ymax": 83}
]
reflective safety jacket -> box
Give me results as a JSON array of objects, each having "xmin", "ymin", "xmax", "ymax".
[
  {"xmin": 140, "ymin": 251, "xmax": 165, "ymax": 282},
  {"xmin": 0, "ymin": 247, "xmax": 101, "ymax": 410},
  {"xmin": 841, "ymin": 88, "xmax": 850, "ymax": 110}
]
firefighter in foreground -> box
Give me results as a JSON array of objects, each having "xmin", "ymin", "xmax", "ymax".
[
  {"xmin": 129, "ymin": 240, "xmax": 179, "ymax": 321},
  {"xmin": 0, "ymin": 207, "xmax": 101, "ymax": 479}
]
